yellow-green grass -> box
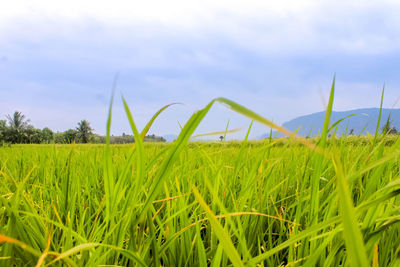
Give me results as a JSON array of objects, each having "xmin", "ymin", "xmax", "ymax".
[
  {"xmin": 0, "ymin": 137, "xmax": 399, "ymax": 266},
  {"xmin": 0, "ymin": 83, "xmax": 400, "ymax": 266}
]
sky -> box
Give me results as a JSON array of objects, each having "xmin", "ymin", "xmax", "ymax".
[{"xmin": 1, "ymin": 0, "xmax": 400, "ymax": 139}]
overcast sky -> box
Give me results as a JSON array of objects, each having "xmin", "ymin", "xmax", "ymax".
[{"xmin": 1, "ymin": 0, "xmax": 399, "ymax": 139}]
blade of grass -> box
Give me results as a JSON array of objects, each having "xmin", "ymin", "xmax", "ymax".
[
  {"xmin": 320, "ymin": 76, "xmax": 335, "ymax": 147},
  {"xmin": 140, "ymin": 103, "xmax": 182, "ymax": 140},
  {"xmin": 373, "ymin": 85, "xmax": 385, "ymax": 146},
  {"xmin": 213, "ymin": 97, "xmax": 324, "ymax": 155},
  {"xmin": 309, "ymin": 77, "xmax": 335, "ymax": 252},
  {"xmin": 104, "ymin": 75, "xmax": 118, "ymax": 224},
  {"xmin": 332, "ymin": 153, "xmax": 369, "ymax": 267},
  {"xmin": 122, "ymin": 97, "xmax": 145, "ymax": 200},
  {"xmin": 0, "ymin": 234, "xmax": 42, "ymax": 258},
  {"xmin": 223, "ymin": 119, "xmax": 230, "ymax": 141},
  {"xmin": 328, "ymin": 113, "xmax": 367, "ymax": 133},
  {"xmin": 133, "ymin": 100, "xmax": 216, "ymax": 225},
  {"xmin": 191, "ymin": 127, "xmax": 242, "ymax": 139},
  {"xmin": 192, "ymin": 184, "xmax": 244, "ymax": 267}
]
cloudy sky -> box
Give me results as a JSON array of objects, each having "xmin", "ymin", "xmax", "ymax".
[{"xmin": 1, "ymin": 0, "xmax": 399, "ymax": 139}]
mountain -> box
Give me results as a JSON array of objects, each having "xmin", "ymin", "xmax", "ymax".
[
  {"xmin": 163, "ymin": 134, "xmax": 178, "ymax": 142},
  {"xmin": 277, "ymin": 108, "xmax": 400, "ymax": 137}
]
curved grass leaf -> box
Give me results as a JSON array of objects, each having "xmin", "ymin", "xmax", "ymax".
[
  {"xmin": 332, "ymin": 153, "xmax": 369, "ymax": 267},
  {"xmin": 192, "ymin": 185, "xmax": 244, "ymax": 267}
]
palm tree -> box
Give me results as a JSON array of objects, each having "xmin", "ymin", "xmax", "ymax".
[
  {"xmin": 5, "ymin": 111, "xmax": 30, "ymax": 143},
  {"xmin": 6, "ymin": 111, "xmax": 30, "ymax": 131},
  {"xmin": 0, "ymin": 120, "xmax": 6, "ymax": 142},
  {"xmin": 76, "ymin": 120, "xmax": 93, "ymax": 143}
]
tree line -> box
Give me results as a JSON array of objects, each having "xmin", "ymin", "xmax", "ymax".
[{"xmin": 0, "ymin": 111, "xmax": 166, "ymax": 144}]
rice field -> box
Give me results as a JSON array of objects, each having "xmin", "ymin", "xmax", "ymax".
[{"xmin": 1, "ymin": 85, "xmax": 400, "ymax": 266}]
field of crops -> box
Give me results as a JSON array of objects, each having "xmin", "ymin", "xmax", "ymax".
[
  {"xmin": 1, "ymin": 90, "xmax": 400, "ymax": 266},
  {"xmin": 0, "ymin": 135, "xmax": 399, "ymax": 266}
]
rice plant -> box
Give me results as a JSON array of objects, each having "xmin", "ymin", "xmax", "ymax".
[{"xmin": 0, "ymin": 80, "xmax": 399, "ymax": 266}]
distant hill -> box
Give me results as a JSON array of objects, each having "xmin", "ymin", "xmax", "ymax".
[
  {"xmin": 163, "ymin": 134, "xmax": 178, "ymax": 142},
  {"xmin": 273, "ymin": 108, "xmax": 400, "ymax": 137}
]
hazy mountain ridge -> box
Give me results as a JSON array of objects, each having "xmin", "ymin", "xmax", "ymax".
[
  {"xmin": 273, "ymin": 108, "xmax": 400, "ymax": 137},
  {"xmin": 163, "ymin": 134, "xmax": 178, "ymax": 142}
]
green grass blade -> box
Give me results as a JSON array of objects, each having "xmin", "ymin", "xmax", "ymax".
[
  {"xmin": 147, "ymin": 209, "xmax": 160, "ymax": 267},
  {"xmin": 104, "ymin": 76, "xmax": 117, "ymax": 224},
  {"xmin": 140, "ymin": 103, "xmax": 182, "ymax": 140},
  {"xmin": 320, "ymin": 76, "xmax": 335, "ymax": 147},
  {"xmin": 213, "ymin": 97, "xmax": 322, "ymax": 154},
  {"xmin": 195, "ymin": 222, "xmax": 207, "ymax": 267},
  {"xmin": 133, "ymin": 100, "xmax": 216, "ymax": 224},
  {"xmin": 309, "ymin": 77, "xmax": 335, "ymax": 238},
  {"xmin": 122, "ymin": 97, "xmax": 145, "ymax": 200},
  {"xmin": 332, "ymin": 153, "xmax": 369, "ymax": 267},
  {"xmin": 328, "ymin": 113, "xmax": 367, "ymax": 133},
  {"xmin": 373, "ymin": 85, "xmax": 385, "ymax": 146},
  {"xmin": 46, "ymin": 243, "xmax": 99, "ymax": 266},
  {"xmin": 223, "ymin": 119, "xmax": 230, "ymax": 141},
  {"xmin": 192, "ymin": 185, "xmax": 244, "ymax": 267},
  {"xmin": 191, "ymin": 127, "xmax": 242, "ymax": 139}
]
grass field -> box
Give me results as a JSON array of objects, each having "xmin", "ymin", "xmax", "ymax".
[
  {"xmin": 1, "ymin": 85, "xmax": 400, "ymax": 266},
  {"xmin": 1, "ymin": 139, "xmax": 400, "ymax": 266}
]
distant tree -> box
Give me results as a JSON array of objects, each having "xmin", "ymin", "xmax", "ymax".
[
  {"xmin": 41, "ymin": 127, "xmax": 54, "ymax": 143},
  {"xmin": 6, "ymin": 111, "xmax": 30, "ymax": 130},
  {"xmin": 381, "ymin": 115, "xmax": 398, "ymax": 135},
  {"xmin": 143, "ymin": 134, "xmax": 166, "ymax": 143},
  {"xmin": 25, "ymin": 126, "xmax": 42, "ymax": 143},
  {"xmin": 54, "ymin": 132, "xmax": 65, "ymax": 144},
  {"xmin": 0, "ymin": 120, "xmax": 6, "ymax": 142},
  {"xmin": 64, "ymin": 129, "xmax": 78, "ymax": 143},
  {"xmin": 390, "ymin": 126, "xmax": 398, "ymax": 135},
  {"xmin": 382, "ymin": 116, "xmax": 391, "ymax": 134},
  {"xmin": 5, "ymin": 111, "xmax": 31, "ymax": 143},
  {"xmin": 89, "ymin": 134, "xmax": 102, "ymax": 144},
  {"xmin": 349, "ymin": 129, "xmax": 354, "ymax": 135},
  {"xmin": 219, "ymin": 135, "xmax": 224, "ymax": 141},
  {"xmin": 76, "ymin": 120, "xmax": 93, "ymax": 143}
]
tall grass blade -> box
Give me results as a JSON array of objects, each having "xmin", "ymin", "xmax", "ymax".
[
  {"xmin": 192, "ymin": 185, "xmax": 244, "ymax": 267},
  {"xmin": 122, "ymin": 97, "xmax": 145, "ymax": 200},
  {"xmin": 104, "ymin": 76, "xmax": 118, "ymax": 224},
  {"xmin": 373, "ymin": 85, "xmax": 385, "ymax": 146},
  {"xmin": 320, "ymin": 76, "xmax": 335, "ymax": 147},
  {"xmin": 134, "ymin": 100, "xmax": 215, "ymax": 224},
  {"xmin": 332, "ymin": 153, "xmax": 369, "ymax": 267},
  {"xmin": 310, "ymin": 77, "xmax": 335, "ymax": 237},
  {"xmin": 140, "ymin": 103, "xmax": 182, "ymax": 140}
]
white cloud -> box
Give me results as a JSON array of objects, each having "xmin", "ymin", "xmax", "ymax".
[
  {"xmin": 2, "ymin": 0, "xmax": 400, "ymax": 56},
  {"xmin": 0, "ymin": 1, "xmax": 311, "ymax": 25},
  {"xmin": 2, "ymin": 0, "xmax": 400, "ymax": 57},
  {"xmin": 1, "ymin": 0, "xmax": 400, "ymax": 137}
]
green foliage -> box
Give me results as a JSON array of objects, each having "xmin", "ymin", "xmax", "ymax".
[
  {"xmin": 382, "ymin": 115, "xmax": 399, "ymax": 135},
  {"xmin": 0, "ymin": 120, "xmax": 6, "ymax": 142},
  {"xmin": 4, "ymin": 111, "xmax": 31, "ymax": 143},
  {"xmin": 63, "ymin": 129, "xmax": 78, "ymax": 143},
  {"xmin": 6, "ymin": 111, "xmax": 30, "ymax": 131},
  {"xmin": 76, "ymin": 120, "xmax": 93, "ymax": 143},
  {"xmin": 41, "ymin": 127, "xmax": 54, "ymax": 143},
  {"xmin": 0, "ymin": 111, "xmax": 55, "ymax": 144},
  {"xmin": 0, "ymin": 112, "xmax": 165, "ymax": 145}
]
